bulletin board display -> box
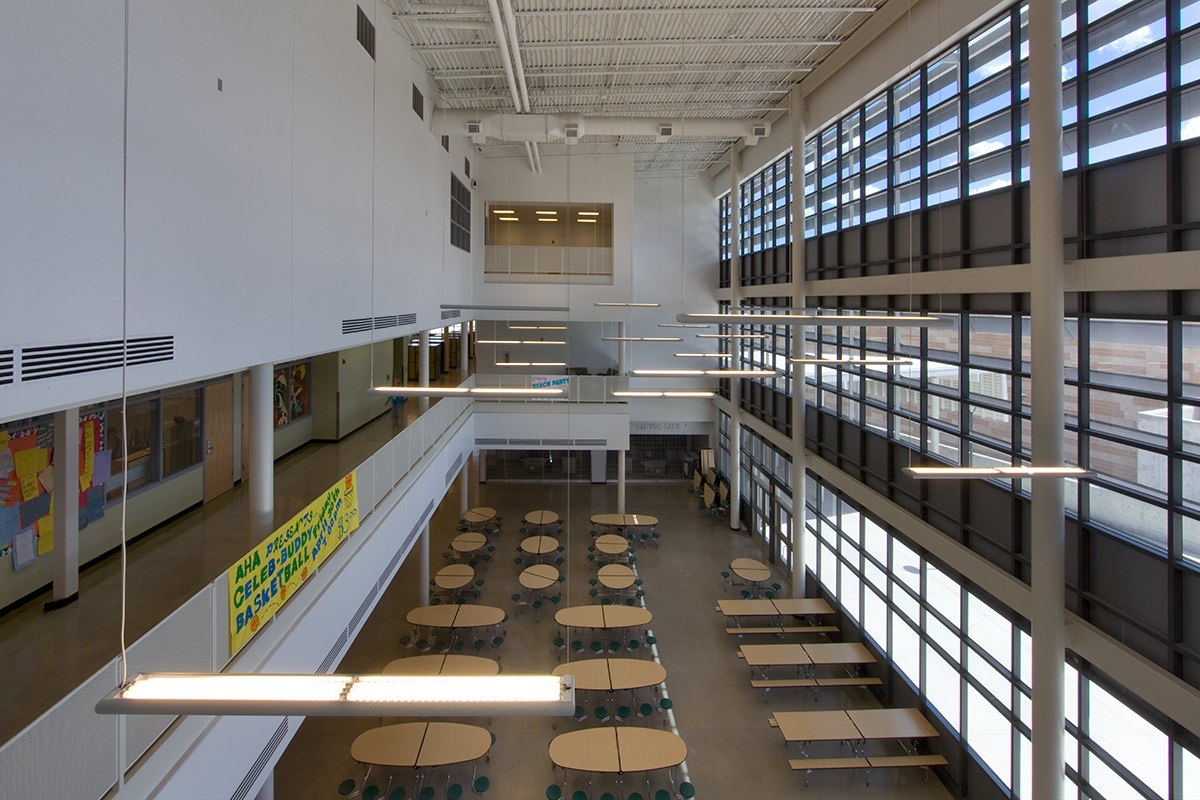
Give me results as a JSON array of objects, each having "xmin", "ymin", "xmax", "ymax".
[{"xmin": 0, "ymin": 413, "xmax": 109, "ymax": 570}]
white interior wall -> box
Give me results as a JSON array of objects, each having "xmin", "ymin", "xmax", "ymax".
[{"xmin": 0, "ymin": 0, "xmax": 469, "ymax": 422}]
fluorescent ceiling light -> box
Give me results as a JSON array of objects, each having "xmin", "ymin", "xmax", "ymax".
[
  {"xmin": 373, "ymin": 386, "xmax": 471, "ymax": 396},
  {"xmin": 631, "ymin": 369, "xmax": 704, "ymax": 376},
  {"xmin": 491, "ymin": 209, "xmax": 516, "ymax": 214},
  {"xmin": 676, "ymin": 312, "xmax": 953, "ymax": 328},
  {"xmin": 675, "ymin": 352, "xmax": 731, "ymax": 358},
  {"xmin": 659, "ymin": 323, "xmax": 711, "ymax": 328},
  {"xmin": 577, "ymin": 218, "xmax": 597, "ymax": 223},
  {"xmin": 498, "ymin": 216, "xmax": 520, "ymax": 221},
  {"xmin": 496, "ymin": 361, "xmax": 567, "ymax": 367},
  {"xmin": 509, "ymin": 325, "xmax": 567, "ymax": 330},
  {"xmin": 790, "ymin": 357, "xmax": 913, "ymax": 365},
  {"xmin": 441, "ymin": 304, "xmax": 570, "ymax": 312},
  {"xmin": 706, "ymin": 369, "xmax": 778, "ymax": 377},
  {"xmin": 470, "ymin": 387, "xmax": 565, "ymax": 395},
  {"xmin": 537, "ymin": 218, "xmax": 558, "ymax": 222},
  {"xmin": 535, "ymin": 210, "xmax": 558, "ymax": 215},
  {"xmin": 612, "ymin": 390, "xmax": 716, "ymax": 398},
  {"xmin": 477, "ymin": 339, "xmax": 566, "ymax": 345},
  {"xmin": 696, "ymin": 333, "xmax": 766, "ymax": 339},
  {"xmin": 594, "ymin": 302, "xmax": 662, "ymax": 308},
  {"xmin": 95, "ymin": 673, "xmax": 573, "ymax": 717},
  {"xmin": 903, "ymin": 466, "xmax": 1092, "ymax": 479},
  {"xmin": 602, "ymin": 337, "xmax": 681, "ymax": 342},
  {"xmin": 578, "ymin": 211, "xmax": 600, "ymax": 216},
  {"xmin": 613, "ymin": 391, "xmax": 666, "ymax": 397},
  {"xmin": 665, "ymin": 391, "xmax": 716, "ymax": 397}
]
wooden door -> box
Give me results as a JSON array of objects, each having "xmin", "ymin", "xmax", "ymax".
[
  {"xmin": 241, "ymin": 374, "xmax": 249, "ymax": 481},
  {"xmin": 204, "ymin": 381, "xmax": 234, "ymax": 502}
]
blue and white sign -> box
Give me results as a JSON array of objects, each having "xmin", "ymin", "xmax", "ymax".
[{"xmin": 531, "ymin": 375, "xmax": 570, "ymax": 390}]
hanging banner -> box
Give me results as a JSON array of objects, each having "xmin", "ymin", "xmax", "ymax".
[
  {"xmin": 530, "ymin": 375, "xmax": 570, "ymax": 390},
  {"xmin": 227, "ymin": 471, "xmax": 359, "ymax": 653}
]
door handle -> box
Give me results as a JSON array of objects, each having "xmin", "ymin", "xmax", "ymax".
[{"xmin": 206, "ymin": 440, "xmax": 213, "ymax": 454}]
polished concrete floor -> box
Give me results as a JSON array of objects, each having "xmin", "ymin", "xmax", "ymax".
[
  {"xmin": 0, "ymin": 392, "xmax": 438, "ymax": 745},
  {"xmin": 274, "ymin": 475, "xmax": 955, "ymax": 800}
]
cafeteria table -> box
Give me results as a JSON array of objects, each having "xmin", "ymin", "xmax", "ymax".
[
  {"xmin": 597, "ymin": 563, "xmax": 636, "ymax": 591},
  {"xmin": 555, "ymin": 604, "xmax": 652, "ymax": 631},
  {"xmin": 382, "ymin": 654, "xmax": 500, "ymax": 676},
  {"xmin": 352, "ymin": 721, "xmax": 491, "ymax": 769},
  {"xmin": 524, "ymin": 509, "xmax": 560, "ymax": 528},
  {"xmin": 552, "ymin": 657, "xmax": 666, "ymax": 692},
  {"xmin": 434, "ymin": 563, "xmax": 474, "ymax": 591},
  {"xmin": 520, "ymin": 535, "xmax": 559, "ymax": 559},
  {"xmin": 590, "ymin": 513, "xmax": 659, "ymax": 533},
  {"xmin": 462, "ymin": 506, "xmax": 497, "ymax": 530},
  {"xmin": 406, "ymin": 604, "xmax": 505, "ymax": 630},
  {"xmin": 451, "ymin": 531, "xmax": 487, "ymax": 555},
  {"xmin": 738, "ymin": 641, "xmax": 876, "ymax": 679},
  {"xmin": 594, "ymin": 534, "xmax": 630, "ymax": 559},
  {"xmin": 772, "ymin": 707, "xmax": 939, "ymax": 755},
  {"xmin": 549, "ymin": 727, "xmax": 687, "ymax": 774},
  {"xmin": 730, "ymin": 557, "xmax": 771, "ymax": 584},
  {"xmin": 519, "ymin": 563, "xmax": 560, "ymax": 591}
]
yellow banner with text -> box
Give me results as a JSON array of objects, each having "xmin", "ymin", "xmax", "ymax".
[{"xmin": 227, "ymin": 471, "xmax": 359, "ymax": 653}]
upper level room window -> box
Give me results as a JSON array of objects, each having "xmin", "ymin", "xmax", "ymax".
[
  {"xmin": 482, "ymin": 202, "xmax": 613, "ymax": 284},
  {"xmin": 356, "ymin": 6, "xmax": 375, "ymax": 59},
  {"xmin": 450, "ymin": 174, "xmax": 471, "ymax": 252}
]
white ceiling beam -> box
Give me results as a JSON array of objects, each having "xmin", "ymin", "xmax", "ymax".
[
  {"xmin": 507, "ymin": 5, "xmax": 877, "ymax": 16},
  {"xmin": 416, "ymin": 38, "xmax": 841, "ymax": 52},
  {"xmin": 432, "ymin": 65, "xmax": 815, "ymax": 79}
]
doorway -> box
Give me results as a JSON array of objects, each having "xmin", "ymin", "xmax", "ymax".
[{"xmin": 204, "ymin": 380, "xmax": 234, "ymax": 502}]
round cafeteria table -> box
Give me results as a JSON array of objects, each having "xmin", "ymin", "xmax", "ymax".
[
  {"xmin": 383, "ymin": 654, "xmax": 500, "ymax": 676},
  {"xmin": 521, "ymin": 535, "xmax": 559, "ymax": 555},
  {"xmin": 520, "ymin": 563, "xmax": 560, "ymax": 590},
  {"xmin": 730, "ymin": 557, "xmax": 771, "ymax": 583},
  {"xmin": 552, "ymin": 657, "xmax": 665, "ymax": 691},
  {"xmin": 434, "ymin": 563, "xmax": 474, "ymax": 590},
  {"xmin": 451, "ymin": 531, "xmax": 488, "ymax": 554},
  {"xmin": 524, "ymin": 509, "xmax": 560, "ymax": 527},
  {"xmin": 590, "ymin": 513, "xmax": 658, "ymax": 529},
  {"xmin": 463, "ymin": 506, "xmax": 496, "ymax": 528},
  {"xmin": 406, "ymin": 604, "xmax": 505, "ymax": 629},
  {"xmin": 597, "ymin": 563, "xmax": 636, "ymax": 590},
  {"xmin": 595, "ymin": 534, "xmax": 629, "ymax": 557},
  {"xmin": 549, "ymin": 727, "xmax": 686, "ymax": 774},
  {"xmin": 352, "ymin": 722, "xmax": 492, "ymax": 768}
]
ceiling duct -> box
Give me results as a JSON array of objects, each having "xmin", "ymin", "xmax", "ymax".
[{"xmin": 435, "ymin": 110, "xmax": 768, "ymax": 146}]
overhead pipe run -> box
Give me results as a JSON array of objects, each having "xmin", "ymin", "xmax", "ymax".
[{"xmin": 434, "ymin": 109, "xmax": 770, "ymax": 147}]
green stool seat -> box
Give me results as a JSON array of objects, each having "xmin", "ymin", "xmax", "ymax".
[
  {"xmin": 388, "ymin": 788, "xmax": 407, "ymax": 800},
  {"xmin": 639, "ymin": 702, "xmax": 655, "ymax": 717},
  {"xmin": 572, "ymin": 792, "xmax": 588, "ymax": 800},
  {"xmin": 679, "ymin": 782, "xmax": 696, "ymax": 799},
  {"xmin": 418, "ymin": 788, "xmax": 435, "ymax": 800},
  {"xmin": 659, "ymin": 698, "xmax": 673, "ymax": 711},
  {"xmin": 338, "ymin": 779, "xmax": 356, "ymax": 796},
  {"xmin": 655, "ymin": 790, "xmax": 671, "ymax": 800},
  {"xmin": 546, "ymin": 786, "xmax": 563, "ymax": 800},
  {"xmin": 363, "ymin": 786, "xmax": 381, "ymax": 800},
  {"xmin": 472, "ymin": 776, "xmax": 490, "ymax": 795},
  {"xmin": 447, "ymin": 784, "xmax": 464, "ymax": 800}
]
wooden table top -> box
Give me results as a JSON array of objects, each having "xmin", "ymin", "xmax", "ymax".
[
  {"xmin": 595, "ymin": 534, "xmax": 629, "ymax": 555},
  {"xmin": 803, "ymin": 642, "xmax": 875, "ymax": 665},
  {"xmin": 554, "ymin": 604, "xmax": 652, "ymax": 630},
  {"xmin": 548, "ymin": 727, "xmax": 686, "ymax": 773},
  {"xmin": 717, "ymin": 599, "xmax": 778, "ymax": 617},
  {"xmin": 525, "ymin": 509, "xmax": 560, "ymax": 525},
  {"xmin": 519, "ymin": 563, "xmax": 560, "ymax": 590},
  {"xmin": 772, "ymin": 711, "xmax": 861, "ymax": 743},
  {"xmin": 463, "ymin": 506, "xmax": 496, "ymax": 523},
  {"xmin": 846, "ymin": 708, "xmax": 939, "ymax": 740},
  {"xmin": 552, "ymin": 658, "xmax": 665, "ymax": 691},
  {"xmin": 405, "ymin": 604, "xmax": 504, "ymax": 629},
  {"xmin": 406, "ymin": 605, "xmax": 460, "ymax": 628},
  {"xmin": 435, "ymin": 564, "xmax": 475, "ymax": 590},
  {"xmin": 382, "ymin": 654, "xmax": 500, "ymax": 676},
  {"xmin": 597, "ymin": 563, "xmax": 636, "ymax": 589},
  {"xmin": 739, "ymin": 643, "xmax": 812, "ymax": 666},
  {"xmin": 520, "ymin": 535, "xmax": 559, "ymax": 554},
  {"xmin": 351, "ymin": 722, "xmax": 491, "ymax": 768},
  {"xmin": 452, "ymin": 604, "xmax": 505, "ymax": 628},
  {"xmin": 730, "ymin": 557, "xmax": 771, "ymax": 582},
  {"xmin": 451, "ymin": 531, "xmax": 488, "ymax": 552},
  {"xmin": 590, "ymin": 513, "xmax": 659, "ymax": 527},
  {"xmin": 770, "ymin": 598, "xmax": 834, "ymax": 616}
]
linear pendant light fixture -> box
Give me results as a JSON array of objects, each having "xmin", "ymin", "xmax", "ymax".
[
  {"xmin": 594, "ymin": 302, "xmax": 661, "ymax": 307},
  {"xmin": 674, "ymin": 352, "xmax": 732, "ymax": 358},
  {"xmin": 613, "ymin": 390, "xmax": 716, "ymax": 398},
  {"xmin": 791, "ymin": 357, "xmax": 913, "ymax": 365},
  {"xmin": 496, "ymin": 361, "xmax": 567, "ymax": 367},
  {"xmin": 442, "ymin": 304, "xmax": 570, "ymax": 313},
  {"xmin": 659, "ymin": 323, "xmax": 711, "ymax": 328},
  {"xmin": 96, "ymin": 673, "xmax": 574, "ymax": 717},
  {"xmin": 696, "ymin": 333, "xmax": 765, "ymax": 339},
  {"xmin": 372, "ymin": 386, "xmax": 564, "ymax": 397},
  {"xmin": 903, "ymin": 466, "xmax": 1093, "ymax": 479},
  {"xmin": 477, "ymin": 339, "xmax": 567, "ymax": 345},
  {"xmin": 602, "ymin": 336, "xmax": 682, "ymax": 342},
  {"xmin": 630, "ymin": 368, "xmax": 779, "ymax": 377},
  {"xmin": 676, "ymin": 312, "xmax": 953, "ymax": 328}
]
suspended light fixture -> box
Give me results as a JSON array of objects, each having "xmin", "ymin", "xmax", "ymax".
[
  {"xmin": 677, "ymin": 312, "xmax": 953, "ymax": 327},
  {"xmin": 613, "ymin": 390, "xmax": 716, "ymax": 398},
  {"xmin": 903, "ymin": 466, "xmax": 1092, "ymax": 479},
  {"xmin": 791, "ymin": 357, "xmax": 913, "ymax": 365},
  {"xmin": 674, "ymin": 352, "xmax": 732, "ymax": 358},
  {"xmin": 442, "ymin": 304, "xmax": 570, "ymax": 312},
  {"xmin": 602, "ymin": 336, "xmax": 682, "ymax": 342},
  {"xmin": 659, "ymin": 323, "xmax": 711, "ymax": 328},
  {"xmin": 696, "ymin": 333, "xmax": 766, "ymax": 339},
  {"xmin": 477, "ymin": 339, "xmax": 567, "ymax": 345},
  {"xmin": 594, "ymin": 302, "xmax": 661, "ymax": 308},
  {"xmin": 96, "ymin": 673, "xmax": 574, "ymax": 717},
  {"xmin": 496, "ymin": 361, "xmax": 567, "ymax": 367},
  {"xmin": 373, "ymin": 386, "xmax": 564, "ymax": 397},
  {"xmin": 630, "ymin": 368, "xmax": 779, "ymax": 377},
  {"xmin": 508, "ymin": 325, "xmax": 567, "ymax": 330}
]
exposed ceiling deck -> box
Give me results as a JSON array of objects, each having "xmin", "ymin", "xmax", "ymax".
[{"xmin": 387, "ymin": 0, "xmax": 885, "ymax": 175}]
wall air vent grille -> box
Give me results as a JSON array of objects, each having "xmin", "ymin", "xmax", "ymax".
[
  {"xmin": 441, "ymin": 309, "xmax": 461, "ymax": 320},
  {"xmin": 318, "ymin": 629, "xmax": 348, "ymax": 674},
  {"xmin": 230, "ymin": 719, "xmax": 287, "ymax": 800},
  {"xmin": 342, "ymin": 314, "xmax": 416, "ymax": 334},
  {"xmin": 0, "ymin": 350, "xmax": 13, "ymax": 385},
  {"xmin": 356, "ymin": 6, "xmax": 375, "ymax": 59},
  {"xmin": 445, "ymin": 454, "xmax": 463, "ymax": 485},
  {"xmin": 19, "ymin": 336, "xmax": 173, "ymax": 382}
]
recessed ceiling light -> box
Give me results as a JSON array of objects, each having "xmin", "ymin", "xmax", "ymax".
[
  {"xmin": 498, "ymin": 216, "xmax": 520, "ymax": 221},
  {"xmin": 578, "ymin": 211, "xmax": 600, "ymax": 216},
  {"xmin": 492, "ymin": 209, "xmax": 516, "ymax": 214},
  {"xmin": 536, "ymin": 210, "xmax": 558, "ymax": 215}
]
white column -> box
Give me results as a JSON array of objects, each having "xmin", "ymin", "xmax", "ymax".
[
  {"xmin": 616, "ymin": 451, "xmax": 626, "ymax": 513},
  {"xmin": 1030, "ymin": 1, "xmax": 1066, "ymax": 797},
  {"xmin": 789, "ymin": 87, "xmax": 808, "ymax": 596},
  {"xmin": 590, "ymin": 449, "xmax": 607, "ymax": 484},
  {"xmin": 727, "ymin": 146, "xmax": 743, "ymax": 532},
  {"xmin": 49, "ymin": 407, "xmax": 80, "ymax": 607},
  {"xmin": 459, "ymin": 325, "xmax": 469, "ymax": 381},
  {"xmin": 479, "ymin": 449, "xmax": 487, "ymax": 483},
  {"xmin": 248, "ymin": 363, "xmax": 274, "ymax": 529},
  {"xmin": 617, "ymin": 320, "xmax": 627, "ymax": 375},
  {"xmin": 418, "ymin": 330, "xmax": 430, "ymax": 414},
  {"xmin": 419, "ymin": 523, "xmax": 430, "ymax": 606},
  {"xmin": 459, "ymin": 465, "xmax": 469, "ymax": 515}
]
